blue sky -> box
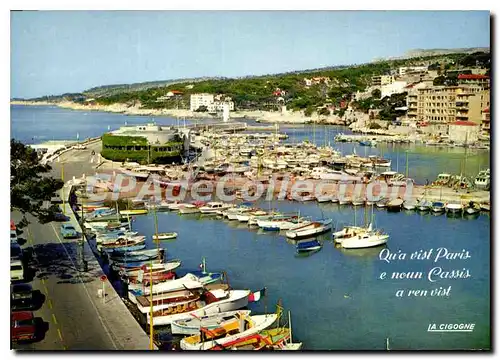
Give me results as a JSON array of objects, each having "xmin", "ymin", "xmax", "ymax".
[{"xmin": 11, "ymin": 11, "xmax": 490, "ymax": 98}]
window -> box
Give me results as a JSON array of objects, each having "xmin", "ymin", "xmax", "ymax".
[{"xmin": 11, "ymin": 265, "xmax": 23, "ymax": 271}]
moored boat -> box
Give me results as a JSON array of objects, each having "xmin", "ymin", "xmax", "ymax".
[
  {"xmin": 340, "ymin": 230, "xmax": 389, "ymax": 249},
  {"xmin": 120, "ymin": 209, "xmax": 148, "ymax": 216},
  {"xmin": 431, "ymin": 201, "xmax": 446, "ymax": 213},
  {"xmin": 295, "ymin": 239, "xmax": 322, "ymax": 252},
  {"xmin": 386, "ymin": 198, "xmax": 403, "ymax": 212},
  {"xmin": 180, "ymin": 312, "xmax": 278, "ymax": 350},
  {"xmin": 153, "ymin": 232, "xmax": 178, "ymax": 241},
  {"xmin": 171, "ymin": 310, "xmax": 252, "ymax": 335},
  {"xmin": 445, "ymin": 202, "xmax": 464, "ymax": 214},
  {"xmin": 285, "ymin": 219, "xmax": 332, "ymax": 239},
  {"xmin": 147, "ymin": 288, "xmax": 251, "ymax": 326}
]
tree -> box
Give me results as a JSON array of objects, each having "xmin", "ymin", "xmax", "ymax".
[
  {"xmin": 318, "ymin": 107, "xmax": 330, "ymax": 116},
  {"xmin": 304, "ymin": 106, "xmax": 314, "ymax": 117},
  {"xmin": 195, "ymin": 105, "xmax": 208, "ymax": 112},
  {"xmin": 10, "ymin": 139, "xmax": 64, "ymax": 226},
  {"xmin": 433, "ymin": 76, "xmax": 446, "ymax": 86},
  {"xmin": 371, "ymin": 89, "xmax": 381, "ymax": 99}
]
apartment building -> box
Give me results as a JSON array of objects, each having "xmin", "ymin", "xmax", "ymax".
[
  {"xmin": 207, "ymin": 100, "xmax": 235, "ymax": 113},
  {"xmin": 371, "ymin": 75, "xmax": 394, "ymax": 87},
  {"xmin": 406, "ymin": 84, "xmax": 490, "ymax": 124},
  {"xmin": 457, "ymin": 74, "xmax": 490, "ymax": 89},
  {"xmin": 190, "ymin": 93, "xmax": 214, "ymax": 111},
  {"xmin": 481, "ymin": 107, "xmax": 490, "ymax": 134}
]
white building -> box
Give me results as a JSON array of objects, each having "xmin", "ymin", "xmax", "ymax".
[
  {"xmin": 448, "ymin": 121, "xmax": 480, "ymax": 144},
  {"xmin": 207, "ymin": 100, "xmax": 235, "ymax": 113},
  {"xmin": 380, "ymin": 81, "xmax": 408, "ymax": 98},
  {"xmin": 190, "ymin": 93, "xmax": 214, "ymax": 111},
  {"xmin": 398, "ymin": 66, "xmax": 428, "ymax": 76}
]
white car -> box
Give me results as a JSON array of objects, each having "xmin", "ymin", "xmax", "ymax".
[
  {"xmin": 74, "ymin": 144, "xmax": 87, "ymax": 150},
  {"xmin": 10, "ymin": 260, "xmax": 24, "ymax": 282}
]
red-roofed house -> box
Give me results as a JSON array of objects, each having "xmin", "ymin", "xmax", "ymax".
[
  {"xmin": 448, "ymin": 120, "xmax": 480, "ymax": 144},
  {"xmin": 458, "ymin": 74, "xmax": 490, "ymax": 88}
]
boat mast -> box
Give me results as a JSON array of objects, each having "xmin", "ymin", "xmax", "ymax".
[
  {"xmin": 405, "ymin": 150, "xmax": 409, "ymax": 178},
  {"xmin": 288, "ymin": 310, "xmax": 293, "ymax": 345},
  {"xmin": 396, "ymin": 149, "xmax": 399, "ymax": 173},
  {"xmin": 149, "ymin": 260, "xmax": 154, "ymax": 350},
  {"xmin": 153, "ymin": 203, "xmax": 160, "ymax": 252}
]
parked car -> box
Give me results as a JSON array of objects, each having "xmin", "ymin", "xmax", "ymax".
[
  {"xmin": 10, "ymin": 259, "xmax": 24, "ymax": 282},
  {"xmin": 11, "ymin": 311, "xmax": 36, "ymax": 342},
  {"xmin": 11, "ymin": 230, "xmax": 18, "ymax": 244},
  {"xmin": 11, "ymin": 284, "xmax": 34, "ymax": 311},
  {"xmin": 53, "ymin": 212, "xmax": 69, "ymax": 222},
  {"xmin": 73, "ymin": 144, "xmax": 87, "ymax": 150},
  {"xmin": 60, "ymin": 224, "xmax": 78, "ymax": 239},
  {"xmin": 11, "ymin": 243, "xmax": 23, "ymax": 261}
]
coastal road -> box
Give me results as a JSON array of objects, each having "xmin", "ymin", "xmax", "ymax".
[
  {"xmin": 48, "ymin": 141, "xmax": 103, "ymax": 181},
  {"xmin": 13, "ymin": 141, "xmax": 152, "ymax": 351},
  {"xmin": 12, "ymin": 211, "xmax": 118, "ymax": 350}
]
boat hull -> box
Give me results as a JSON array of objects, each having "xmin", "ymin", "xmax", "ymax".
[
  {"xmin": 148, "ymin": 290, "xmax": 250, "ymax": 326},
  {"xmin": 171, "ymin": 310, "xmax": 251, "ymax": 335}
]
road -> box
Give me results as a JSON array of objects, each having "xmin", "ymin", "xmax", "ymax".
[{"xmin": 12, "ymin": 141, "xmax": 152, "ymax": 350}]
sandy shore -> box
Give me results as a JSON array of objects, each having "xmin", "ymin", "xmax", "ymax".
[{"xmin": 11, "ymin": 100, "xmax": 352, "ymax": 125}]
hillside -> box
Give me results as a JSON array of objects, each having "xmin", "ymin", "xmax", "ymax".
[{"xmin": 18, "ymin": 48, "xmax": 489, "ymax": 116}]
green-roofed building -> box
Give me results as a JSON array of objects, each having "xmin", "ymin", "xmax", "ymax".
[{"xmin": 101, "ymin": 123, "xmax": 190, "ymax": 164}]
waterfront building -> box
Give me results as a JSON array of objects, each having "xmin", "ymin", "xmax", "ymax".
[
  {"xmin": 457, "ymin": 74, "xmax": 490, "ymax": 89},
  {"xmin": 481, "ymin": 107, "xmax": 490, "ymax": 135},
  {"xmin": 101, "ymin": 123, "xmax": 190, "ymax": 164},
  {"xmin": 448, "ymin": 121, "xmax": 480, "ymax": 144},
  {"xmin": 208, "ymin": 95, "xmax": 235, "ymax": 113},
  {"xmin": 406, "ymin": 84, "xmax": 490, "ymax": 125},
  {"xmin": 371, "ymin": 75, "xmax": 394, "ymax": 87},
  {"xmin": 190, "ymin": 93, "xmax": 214, "ymax": 111}
]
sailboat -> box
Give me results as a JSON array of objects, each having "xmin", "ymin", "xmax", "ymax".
[{"xmin": 337, "ymin": 205, "xmax": 389, "ymax": 249}]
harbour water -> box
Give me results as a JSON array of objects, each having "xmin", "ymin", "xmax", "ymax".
[
  {"xmin": 126, "ymin": 201, "xmax": 490, "ymax": 350},
  {"xmin": 11, "ymin": 105, "xmax": 491, "ymax": 350}
]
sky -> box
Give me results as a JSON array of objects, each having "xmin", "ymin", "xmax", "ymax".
[{"xmin": 10, "ymin": 10, "xmax": 490, "ymax": 99}]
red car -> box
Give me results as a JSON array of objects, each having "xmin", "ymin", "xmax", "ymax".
[{"xmin": 11, "ymin": 311, "xmax": 36, "ymax": 342}]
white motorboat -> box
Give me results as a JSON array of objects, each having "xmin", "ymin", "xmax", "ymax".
[
  {"xmin": 236, "ymin": 210, "xmax": 267, "ymax": 222},
  {"xmin": 316, "ymin": 194, "xmax": 332, "ymax": 203},
  {"xmin": 180, "ymin": 313, "xmax": 278, "ymax": 350},
  {"xmin": 199, "ymin": 202, "xmax": 233, "ymax": 214},
  {"xmin": 179, "ymin": 204, "xmax": 201, "ymax": 214},
  {"xmin": 445, "ymin": 202, "xmax": 464, "ymax": 214},
  {"xmin": 351, "ymin": 197, "xmax": 365, "ymax": 207},
  {"xmin": 167, "ymin": 202, "xmax": 184, "ymax": 211},
  {"xmin": 402, "ymin": 200, "xmax": 417, "ymax": 211},
  {"xmin": 285, "ymin": 219, "xmax": 332, "ymax": 239},
  {"xmin": 171, "ymin": 310, "xmax": 252, "ymax": 335},
  {"xmin": 340, "ymin": 231, "xmax": 389, "ymax": 249},
  {"xmin": 338, "ymin": 196, "xmax": 352, "ymax": 206},
  {"xmin": 152, "ymin": 232, "xmax": 178, "ymax": 241},
  {"xmin": 474, "ymin": 169, "xmax": 490, "ymax": 190}
]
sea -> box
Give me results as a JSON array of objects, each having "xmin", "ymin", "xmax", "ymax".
[{"xmin": 11, "ymin": 105, "xmax": 491, "ymax": 350}]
